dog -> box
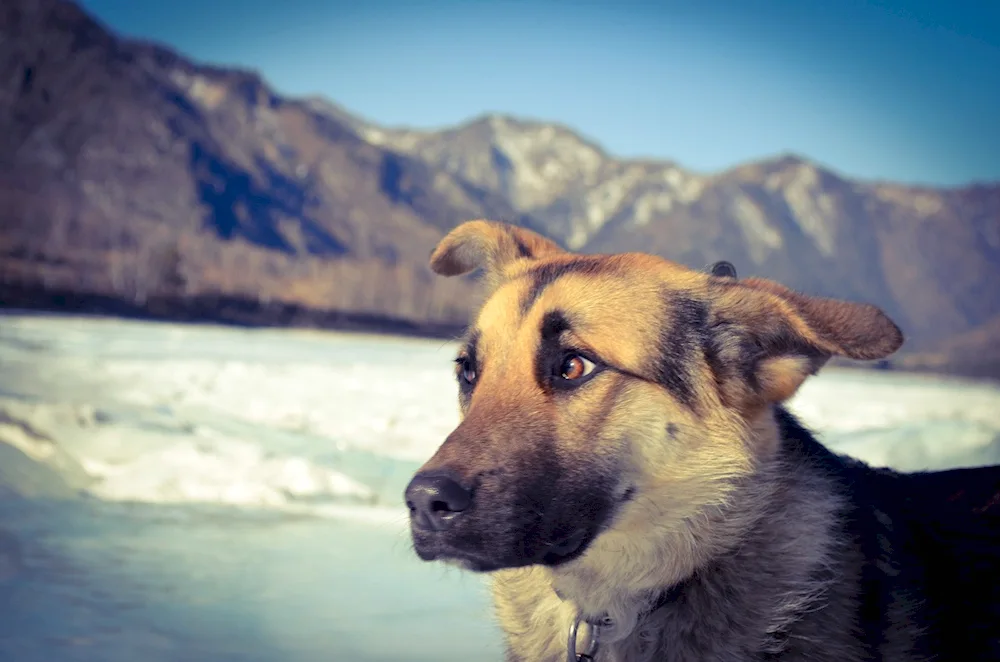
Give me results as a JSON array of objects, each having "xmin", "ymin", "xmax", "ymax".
[{"xmin": 404, "ymin": 220, "xmax": 1000, "ymax": 662}]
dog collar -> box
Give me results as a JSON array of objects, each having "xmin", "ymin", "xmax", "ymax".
[{"xmin": 564, "ymin": 587, "xmax": 680, "ymax": 662}]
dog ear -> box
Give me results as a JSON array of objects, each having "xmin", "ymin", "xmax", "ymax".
[
  {"xmin": 429, "ymin": 220, "xmax": 565, "ymax": 283},
  {"xmin": 707, "ymin": 261, "xmax": 738, "ymax": 280},
  {"xmin": 708, "ymin": 277, "xmax": 904, "ymax": 409}
]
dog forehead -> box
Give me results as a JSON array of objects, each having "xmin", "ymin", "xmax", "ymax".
[
  {"xmin": 472, "ymin": 253, "xmax": 706, "ymax": 367},
  {"xmin": 474, "ymin": 282, "xmax": 526, "ymax": 344}
]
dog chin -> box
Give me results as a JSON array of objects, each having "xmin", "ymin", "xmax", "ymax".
[
  {"xmin": 435, "ymin": 549, "xmax": 586, "ymax": 573},
  {"xmin": 414, "ymin": 528, "xmax": 600, "ymax": 573},
  {"xmin": 415, "ymin": 546, "xmax": 505, "ymax": 573},
  {"xmin": 412, "ymin": 537, "xmax": 499, "ymax": 572},
  {"xmin": 440, "ymin": 556, "xmax": 503, "ymax": 573}
]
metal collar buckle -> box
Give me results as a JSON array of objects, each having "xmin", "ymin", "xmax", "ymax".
[{"xmin": 566, "ymin": 612, "xmax": 600, "ymax": 662}]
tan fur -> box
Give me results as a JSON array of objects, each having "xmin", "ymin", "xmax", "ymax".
[
  {"xmin": 429, "ymin": 219, "xmax": 564, "ymax": 290},
  {"xmin": 756, "ymin": 355, "xmax": 816, "ymax": 406},
  {"xmin": 491, "ymin": 411, "xmax": 849, "ymax": 662},
  {"xmin": 415, "ymin": 220, "xmax": 906, "ymax": 661}
]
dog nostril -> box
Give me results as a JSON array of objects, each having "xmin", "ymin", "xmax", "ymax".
[{"xmin": 404, "ymin": 474, "xmax": 472, "ymax": 531}]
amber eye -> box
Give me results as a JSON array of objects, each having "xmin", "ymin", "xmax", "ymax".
[
  {"xmin": 456, "ymin": 357, "xmax": 477, "ymax": 385},
  {"xmin": 559, "ymin": 354, "xmax": 596, "ymax": 381}
]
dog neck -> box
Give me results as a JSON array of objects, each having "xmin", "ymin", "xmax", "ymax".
[
  {"xmin": 491, "ymin": 406, "xmax": 849, "ymax": 661},
  {"xmin": 548, "ymin": 408, "xmax": 793, "ymax": 621}
]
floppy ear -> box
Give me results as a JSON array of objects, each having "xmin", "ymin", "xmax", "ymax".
[
  {"xmin": 429, "ymin": 220, "xmax": 565, "ymax": 284},
  {"xmin": 707, "ymin": 277, "xmax": 904, "ymax": 410}
]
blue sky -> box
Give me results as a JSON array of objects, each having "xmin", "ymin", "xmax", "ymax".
[{"xmin": 80, "ymin": 0, "xmax": 1000, "ymax": 187}]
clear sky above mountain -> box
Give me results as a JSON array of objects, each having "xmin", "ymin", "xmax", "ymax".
[{"xmin": 80, "ymin": 0, "xmax": 999, "ymax": 187}]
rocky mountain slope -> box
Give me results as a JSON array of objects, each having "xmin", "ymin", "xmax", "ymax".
[
  {"xmin": 1, "ymin": 0, "xmax": 998, "ymax": 373},
  {"xmin": 0, "ymin": 0, "xmax": 517, "ymax": 331},
  {"xmin": 339, "ymin": 106, "xmax": 1000, "ymax": 351}
]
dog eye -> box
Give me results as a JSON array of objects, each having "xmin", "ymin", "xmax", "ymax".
[
  {"xmin": 559, "ymin": 354, "xmax": 595, "ymax": 381},
  {"xmin": 455, "ymin": 357, "xmax": 477, "ymax": 385}
]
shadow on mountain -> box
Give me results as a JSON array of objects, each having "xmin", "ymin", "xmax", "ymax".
[{"xmin": 189, "ymin": 142, "xmax": 347, "ymax": 257}]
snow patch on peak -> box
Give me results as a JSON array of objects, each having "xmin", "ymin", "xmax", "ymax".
[
  {"xmin": 873, "ymin": 187, "xmax": 945, "ymax": 217},
  {"xmin": 767, "ymin": 163, "xmax": 838, "ymax": 257},
  {"xmin": 476, "ymin": 119, "xmax": 607, "ymax": 210},
  {"xmin": 663, "ymin": 167, "xmax": 707, "ymax": 203},
  {"xmin": 730, "ymin": 195, "xmax": 784, "ymax": 263},
  {"xmin": 632, "ymin": 192, "xmax": 675, "ymax": 228},
  {"xmin": 170, "ymin": 70, "xmax": 227, "ymax": 110}
]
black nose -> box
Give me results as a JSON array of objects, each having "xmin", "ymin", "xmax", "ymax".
[{"xmin": 405, "ymin": 473, "xmax": 472, "ymax": 532}]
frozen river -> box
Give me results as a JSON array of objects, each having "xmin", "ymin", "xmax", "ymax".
[{"xmin": 1, "ymin": 313, "xmax": 998, "ymax": 661}]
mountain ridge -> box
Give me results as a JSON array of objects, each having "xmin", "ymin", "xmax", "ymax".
[
  {"xmin": 319, "ymin": 97, "xmax": 998, "ymax": 192},
  {"xmin": 1, "ymin": 0, "xmax": 998, "ymax": 378}
]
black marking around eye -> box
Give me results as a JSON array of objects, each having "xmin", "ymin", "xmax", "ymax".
[
  {"xmin": 520, "ymin": 258, "xmax": 610, "ymax": 317},
  {"xmin": 534, "ymin": 311, "xmax": 571, "ymax": 391},
  {"xmin": 463, "ymin": 330, "xmax": 480, "ymax": 365},
  {"xmin": 666, "ymin": 423, "xmax": 679, "ymax": 439},
  {"xmin": 540, "ymin": 310, "xmax": 572, "ymax": 340},
  {"xmin": 655, "ymin": 293, "xmax": 709, "ymax": 410},
  {"xmin": 533, "ymin": 311, "xmax": 606, "ymax": 393},
  {"xmin": 457, "ymin": 330, "xmax": 480, "ymax": 403}
]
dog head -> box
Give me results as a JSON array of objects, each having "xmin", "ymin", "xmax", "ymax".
[{"xmin": 405, "ymin": 220, "xmax": 903, "ymax": 574}]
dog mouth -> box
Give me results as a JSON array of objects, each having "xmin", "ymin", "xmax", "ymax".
[
  {"xmin": 411, "ymin": 491, "xmax": 636, "ymax": 571},
  {"xmin": 538, "ymin": 528, "xmax": 594, "ymax": 566},
  {"xmin": 411, "ymin": 537, "xmax": 504, "ymax": 572},
  {"xmin": 414, "ymin": 527, "xmax": 597, "ymax": 572}
]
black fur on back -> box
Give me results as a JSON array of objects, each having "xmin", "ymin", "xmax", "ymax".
[{"xmin": 775, "ymin": 406, "xmax": 1000, "ymax": 660}]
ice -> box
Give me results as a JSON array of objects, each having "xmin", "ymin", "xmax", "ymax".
[
  {"xmin": 1, "ymin": 313, "xmax": 999, "ymax": 661},
  {"xmin": 0, "ymin": 314, "xmax": 463, "ymax": 513},
  {"xmin": 0, "ymin": 498, "xmax": 501, "ymax": 662},
  {"xmin": 786, "ymin": 368, "xmax": 1000, "ymax": 471},
  {"xmin": 3, "ymin": 314, "xmax": 998, "ymax": 513},
  {"xmin": 83, "ymin": 436, "xmax": 377, "ymax": 507}
]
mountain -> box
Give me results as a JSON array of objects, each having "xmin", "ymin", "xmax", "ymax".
[
  {"xmin": 895, "ymin": 313, "xmax": 1000, "ymax": 380},
  {"xmin": 1, "ymin": 0, "xmax": 998, "ymax": 375},
  {"xmin": 0, "ymin": 0, "xmax": 521, "ymax": 332},
  {"xmin": 345, "ymin": 110, "xmax": 1000, "ymax": 352}
]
